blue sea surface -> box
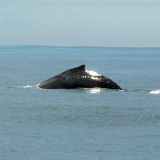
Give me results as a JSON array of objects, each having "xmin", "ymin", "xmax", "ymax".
[{"xmin": 0, "ymin": 46, "xmax": 160, "ymax": 160}]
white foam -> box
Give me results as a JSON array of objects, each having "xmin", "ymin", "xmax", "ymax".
[
  {"xmin": 150, "ymin": 90, "xmax": 160, "ymax": 95},
  {"xmin": 9, "ymin": 85, "xmax": 37, "ymax": 89}
]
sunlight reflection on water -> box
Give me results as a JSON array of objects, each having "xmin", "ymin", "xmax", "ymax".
[{"xmin": 88, "ymin": 88, "xmax": 102, "ymax": 94}]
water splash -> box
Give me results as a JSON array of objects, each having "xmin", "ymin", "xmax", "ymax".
[
  {"xmin": 150, "ymin": 90, "xmax": 160, "ymax": 95},
  {"xmin": 8, "ymin": 85, "xmax": 38, "ymax": 89}
]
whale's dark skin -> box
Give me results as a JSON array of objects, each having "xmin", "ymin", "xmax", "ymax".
[{"xmin": 38, "ymin": 65, "xmax": 122, "ymax": 90}]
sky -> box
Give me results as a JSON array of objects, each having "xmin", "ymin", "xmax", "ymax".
[{"xmin": 0, "ymin": 0, "xmax": 160, "ymax": 47}]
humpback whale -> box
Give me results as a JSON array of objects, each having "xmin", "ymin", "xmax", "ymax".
[{"xmin": 38, "ymin": 65, "xmax": 122, "ymax": 90}]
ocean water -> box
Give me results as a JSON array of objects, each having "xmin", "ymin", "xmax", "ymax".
[{"xmin": 0, "ymin": 46, "xmax": 160, "ymax": 160}]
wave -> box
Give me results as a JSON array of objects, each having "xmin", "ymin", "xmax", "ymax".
[
  {"xmin": 123, "ymin": 89, "xmax": 160, "ymax": 95},
  {"xmin": 8, "ymin": 85, "xmax": 160, "ymax": 95}
]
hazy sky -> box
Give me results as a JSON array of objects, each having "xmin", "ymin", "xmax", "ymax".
[{"xmin": 0, "ymin": 0, "xmax": 160, "ymax": 46}]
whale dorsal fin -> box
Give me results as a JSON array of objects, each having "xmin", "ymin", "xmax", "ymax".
[
  {"xmin": 76, "ymin": 65, "xmax": 85, "ymax": 70},
  {"xmin": 69, "ymin": 65, "xmax": 85, "ymax": 72},
  {"xmin": 62, "ymin": 65, "xmax": 85, "ymax": 74}
]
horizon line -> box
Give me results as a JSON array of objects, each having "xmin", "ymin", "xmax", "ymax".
[{"xmin": 0, "ymin": 44, "xmax": 160, "ymax": 48}]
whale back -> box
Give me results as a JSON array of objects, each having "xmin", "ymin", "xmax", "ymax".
[
  {"xmin": 38, "ymin": 65, "xmax": 86, "ymax": 89},
  {"xmin": 38, "ymin": 65, "xmax": 122, "ymax": 90}
]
